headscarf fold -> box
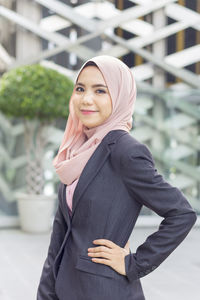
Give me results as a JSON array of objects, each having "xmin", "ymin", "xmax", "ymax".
[{"xmin": 53, "ymin": 55, "xmax": 137, "ymax": 185}]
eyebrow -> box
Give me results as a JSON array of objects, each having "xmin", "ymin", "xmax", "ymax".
[{"xmin": 75, "ymin": 82, "xmax": 108, "ymax": 89}]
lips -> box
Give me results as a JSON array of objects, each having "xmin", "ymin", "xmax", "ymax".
[
  {"xmin": 80, "ymin": 109, "xmax": 98, "ymax": 115},
  {"xmin": 80, "ymin": 109, "xmax": 97, "ymax": 112}
]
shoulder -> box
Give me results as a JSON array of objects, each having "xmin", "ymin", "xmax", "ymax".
[
  {"xmin": 113, "ymin": 131, "xmax": 153, "ymax": 163},
  {"xmin": 110, "ymin": 133, "xmax": 157, "ymax": 181}
]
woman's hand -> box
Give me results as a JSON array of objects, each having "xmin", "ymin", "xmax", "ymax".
[
  {"xmin": 124, "ymin": 239, "xmax": 130, "ymax": 253},
  {"xmin": 87, "ymin": 239, "xmax": 131, "ymax": 276}
]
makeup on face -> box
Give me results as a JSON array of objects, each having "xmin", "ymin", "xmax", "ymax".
[
  {"xmin": 72, "ymin": 66, "xmax": 112, "ymax": 128},
  {"xmin": 81, "ymin": 110, "xmax": 98, "ymax": 115}
]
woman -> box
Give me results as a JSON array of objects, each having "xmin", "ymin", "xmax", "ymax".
[{"xmin": 37, "ymin": 55, "xmax": 197, "ymax": 300}]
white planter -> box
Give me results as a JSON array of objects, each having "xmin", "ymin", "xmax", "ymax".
[{"xmin": 16, "ymin": 193, "xmax": 56, "ymax": 233}]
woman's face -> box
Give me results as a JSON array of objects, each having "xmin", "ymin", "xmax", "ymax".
[{"xmin": 72, "ymin": 66, "xmax": 112, "ymax": 128}]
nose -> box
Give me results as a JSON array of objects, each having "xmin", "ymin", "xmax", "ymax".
[{"xmin": 81, "ymin": 91, "xmax": 93, "ymax": 105}]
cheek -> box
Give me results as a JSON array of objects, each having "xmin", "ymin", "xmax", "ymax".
[
  {"xmin": 72, "ymin": 96, "xmax": 80, "ymax": 112},
  {"xmin": 108, "ymin": 101, "xmax": 112, "ymax": 116},
  {"xmin": 102, "ymin": 98, "xmax": 112, "ymax": 118}
]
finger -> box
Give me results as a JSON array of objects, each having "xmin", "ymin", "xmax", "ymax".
[
  {"xmin": 91, "ymin": 258, "xmax": 111, "ymax": 266},
  {"xmin": 93, "ymin": 239, "xmax": 116, "ymax": 248},
  {"xmin": 124, "ymin": 241, "xmax": 130, "ymax": 251},
  {"xmin": 88, "ymin": 246, "xmax": 111, "ymax": 253},
  {"xmin": 124, "ymin": 240, "xmax": 130, "ymax": 248},
  {"xmin": 88, "ymin": 251, "xmax": 110, "ymax": 259}
]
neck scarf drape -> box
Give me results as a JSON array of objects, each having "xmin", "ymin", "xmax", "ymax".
[{"xmin": 53, "ymin": 55, "xmax": 137, "ymax": 185}]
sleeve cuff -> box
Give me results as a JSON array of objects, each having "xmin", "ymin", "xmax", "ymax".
[
  {"xmin": 125, "ymin": 253, "xmax": 158, "ymax": 283},
  {"xmin": 124, "ymin": 253, "xmax": 139, "ymax": 282}
]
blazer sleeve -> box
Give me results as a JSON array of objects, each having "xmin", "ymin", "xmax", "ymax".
[
  {"xmin": 121, "ymin": 143, "xmax": 197, "ymax": 283},
  {"xmin": 37, "ymin": 183, "xmax": 68, "ymax": 300}
]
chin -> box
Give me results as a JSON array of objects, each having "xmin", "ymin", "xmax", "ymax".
[
  {"xmin": 84, "ymin": 124, "xmax": 97, "ymax": 128},
  {"xmin": 81, "ymin": 119, "xmax": 99, "ymax": 128},
  {"xmin": 83, "ymin": 121, "xmax": 100, "ymax": 128}
]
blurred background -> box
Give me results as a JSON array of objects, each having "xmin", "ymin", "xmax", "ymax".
[{"xmin": 0, "ymin": 0, "xmax": 199, "ymax": 299}]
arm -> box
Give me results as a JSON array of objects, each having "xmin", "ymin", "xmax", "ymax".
[
  {"xmin": 121, "ymin": 143, "xmax": 197, "ymax": 283},
  {"xmin": 37, "ymin": 183, "xmax": 68, "ymax": 300}
]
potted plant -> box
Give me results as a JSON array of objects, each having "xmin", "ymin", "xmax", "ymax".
[{"xmin": 0, "ymin": 64, "xmax": 74, "ymax": 233}]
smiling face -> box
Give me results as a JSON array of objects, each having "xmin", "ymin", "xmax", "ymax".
[{"xmin": 72, "ymin": 65, "xmax": 112, "ymax": 129}]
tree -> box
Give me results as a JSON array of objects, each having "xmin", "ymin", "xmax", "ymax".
[{"xmin": 0, "ymin": 64, "xmax": 74, "ymax": 195}]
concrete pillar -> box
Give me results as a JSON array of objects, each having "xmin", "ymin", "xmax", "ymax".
[
  {"xmin": 0, "ymin": 0, "xmax": 14, "ymax": 71},
  {"xmin": 16, "ymin": 0, "xmax": 41, "ymax": 59},
  {"xmin": 151, "ymin": 4, "xmax": 167, "ymax": 169},
  {"xmin": 152, "ymin": 6, "xmax": 166, "ymax": 88}
]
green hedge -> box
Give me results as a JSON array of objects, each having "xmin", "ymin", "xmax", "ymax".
[{"xmin": 0, "ymin": 64, "xmax": 74, "ymax": 120}]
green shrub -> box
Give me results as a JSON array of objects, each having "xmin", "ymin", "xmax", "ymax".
[{"xmin": 0, "ymin": 64, "xmax": 74, "ymax": 120}]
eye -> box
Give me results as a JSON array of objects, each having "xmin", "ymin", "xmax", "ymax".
[
  {"xmin": 96, "ymin": 89, "xmax": 106, "ymax": 94},
  {"xmin": 75, "ymin": 86, "xmax": 84, "ymax": 92}
]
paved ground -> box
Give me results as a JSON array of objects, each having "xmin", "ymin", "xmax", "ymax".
[{"xmin": 0, "ymin": 226, "xmax": 199, "ymax": 300}]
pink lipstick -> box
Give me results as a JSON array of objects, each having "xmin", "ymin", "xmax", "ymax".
[{"xmin": 81, "ymin": 110, "xmax": 97, "ymax": 115}]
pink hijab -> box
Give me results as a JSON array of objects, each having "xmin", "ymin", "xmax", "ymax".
[{"xmin": 53, "ymin": 55, "xmax": 137, "ymax": 185}]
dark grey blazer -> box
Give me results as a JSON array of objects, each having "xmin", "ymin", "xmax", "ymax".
[{"xmin": 37, "ymin": 129, "xmax": 197, "ymax": 300}]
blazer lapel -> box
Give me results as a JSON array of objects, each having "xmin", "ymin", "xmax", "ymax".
[
  {"xmin": 62, "ymin": 183, "xmax": 72, "ymax": 227},
  {"xmin": 71, "ymin": 141, "xmax": 111, "ymax": 220}
]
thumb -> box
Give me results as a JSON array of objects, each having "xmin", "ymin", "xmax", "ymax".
[{"xmin": 124, "ymin": 240, "xmax": 130, "ymax": 253}]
